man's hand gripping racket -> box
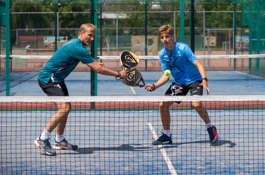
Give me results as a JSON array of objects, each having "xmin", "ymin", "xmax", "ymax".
[{"xmin": 119, "ymin": 51, "xmax": 146, "ymax": 87}]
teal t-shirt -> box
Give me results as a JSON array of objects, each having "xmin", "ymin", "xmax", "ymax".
[{"xmin": 38, "ymin": 38, "xmax": 94, "ymax": 84}]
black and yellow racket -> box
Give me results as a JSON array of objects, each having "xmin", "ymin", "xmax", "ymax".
[
  {"xmin": 121, "ymin": 67, "xmax": 146, "ymax": 87},
  {"xmin": 119, "ymin": 50, "xmax": 139, "ymax": 70}
]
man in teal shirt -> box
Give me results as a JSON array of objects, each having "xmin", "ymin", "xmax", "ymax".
[{"xmin": 35, "ymin": 23, "xmax": 127, "ymax": 156}]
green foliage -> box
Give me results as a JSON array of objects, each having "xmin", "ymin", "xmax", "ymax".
[
  {"xmin": 11, "ymin": 5, "xmax": 52, "ymax": 29},
  {"xmin": 58, "ymin": 5, "xmax": 91, "ymax": 28},
  {"xmin": 11, "ymin": 0, "xmax": 91, "ymax": 5},
  {"xmin": 199, "ymin": 4, "xmax": 242, "ymax": 28}
]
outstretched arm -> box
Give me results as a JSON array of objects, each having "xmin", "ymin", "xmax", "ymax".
[
  {"xmin": 143, "ymin": 71, "xmax": 170, "ymax": 91},
  {"xmin": 87, "ymin": 60, "xmax": 126, "ymax": 78}
]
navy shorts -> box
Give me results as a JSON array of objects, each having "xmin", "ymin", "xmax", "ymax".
[
  {"xmin": 38, "ymin": 79, "xmax": 69, "ymax": 96},
  {"xmin": 165, "ymin": 81, "xmax": 203, "ymax": 103}
]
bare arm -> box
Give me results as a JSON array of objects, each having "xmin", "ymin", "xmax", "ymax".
[
  {"xmin": 143, "ymin": 71, "xmax": 170, "ymax": 91},
  {"xmin": 87, "ymin": 60, "xmax": 126, "ymax": 78},
  {"xmin": 193, "ymin": 59, "xmax": 210, "ymax": 95}
]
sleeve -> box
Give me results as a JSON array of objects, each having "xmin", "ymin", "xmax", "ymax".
[
  {"xmin": 183, "ymin": 45, "xmax": 198, "ymax": 63},
  {"xmin": 64, "ymin": 38, "xmax": 94, "ymax": 64},
  {"xmin": 75, "ymin": 47, "xmax": 94, "ymax": 64},
  {"xmin": 159, "ymin": 52, "xmax": 170, "ymax": 71}
]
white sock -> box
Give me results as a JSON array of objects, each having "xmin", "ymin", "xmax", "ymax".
[
  {"xmin": 40, "ymin": 129, "xmax": 51, "ymax": 140},
  {"xmin": 206, "ymin": 122, "xmax": 213, "ymax": 129},
  {"xmin": 56, "ymin": 134, "xmax": 65, "ymax": 143},
  {"xmin": 163, "ymin": 130, "xmax": 171, "ymax": 137}
]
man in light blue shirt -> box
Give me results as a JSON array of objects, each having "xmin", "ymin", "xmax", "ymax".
[
  {"xmin": 35, "ymin": 23, "xmax": 127, "ymax": 156},
  {"xmin": 144, "ymin": 24, "xmax": 218, "ymax": 145}
]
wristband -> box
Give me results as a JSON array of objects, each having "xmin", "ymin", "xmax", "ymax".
[
  {"xmin": 115, "ymin": 71, "xmax": 121, "ymax": 80},
  {"xmin": 116, "ymin": 71, "xmax": 121, "ymax": 77},
  {"xmin": 202, "ymin": 78, "xmax": 208, "ymax": 82},
  {"xmin": 152, "ymin": 84, "xmax": 156, "ymax": 91}
]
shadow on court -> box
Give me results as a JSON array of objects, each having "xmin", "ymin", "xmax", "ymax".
[
  {"xmin": 72, "ymin": 144, "xmax": 151, "ymax": 155},
  {"xmin": 160, "ymin": 139, "xmax": 236, "ymax": 149}
]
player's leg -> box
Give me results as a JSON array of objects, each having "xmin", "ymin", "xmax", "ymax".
[
  {"xmin": 54, "ymin": 81, "xmax": 70, "ymax": 136},
  {"xmin": 52, "ymin": 102, "xmax": 77, "ymax": 150},
  {"xmin": 52, "ymin": 82, "xmax": 78, "ymax": 150},
  {"xmin": 35, "ymin": 80, "xmax": 76, "ymax": 155},
  {"xmin": 153, "ymin": 83, "xmax": 188, "ymax": 145},
  {"xmin": 45, "ymin": 101, "xmax": 71, "ymax": 134},
  {"xmin": 189, "ymin": 81, "xmax": 218, "ymax": 144},
  {"xmin": 159, "ymin": 100, "xmax": 174, "ymax": 130},
  {"xmin": 152, "ymin": 100, "xmax": 174, "ymax": 145},
  {"xmin": 191, "ymin": 100, "xmax": 210, "ymax": 124},
  {"xmin": 35, "ymin": 79, "xmax": 67, "ymax": 155}
]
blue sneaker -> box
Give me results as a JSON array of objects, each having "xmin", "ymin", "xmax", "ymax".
[
  {"xmin": 207, "ymin": 126, "xmax": 218, "ymax": 144},
  {"xmin": 34, "ymin": 137, "xmax": 56, "ymax": 156},
  {"xmin": 152, "ymin": 133, "xmax": 172, "ymax": 145}
]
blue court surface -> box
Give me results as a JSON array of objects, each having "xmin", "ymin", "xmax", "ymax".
[
  {"xmin": 0, "ymin": 70, "xmax": 265, "ymax": 96},
  {"xmin": 1, "ymin": 109, "xmax": 264, "ymax": 174}
]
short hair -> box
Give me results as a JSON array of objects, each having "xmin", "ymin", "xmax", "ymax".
[
  {"xmin": 78, "ymin": 23, "xmax": 96, "ymax": 36},
  {"xmin": 158, "ymin": 24, "xmax": 174, "ymax": 36}
]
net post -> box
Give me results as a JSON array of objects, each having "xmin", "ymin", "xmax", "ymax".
[
  {"xmin": 233, "ymin": 0, "xmax": 237, "ymax": 70},
  {"xmin": 180, "ymin": 0, "xmax": 185, "ymax": 43},
  {"xmin": 190, "ymin": 0, "xmax": 195, "ymax": 53},
  {"xmin": 145, "ymin": 0, "xmax": 147, "ymax": 71},
  {"xmin": 256, "ymin": 0, "xmax": 260, "ymax": 76},
  {"xmin": 90, "ymin": 0, "xmax": 98, "ymax": 109},
  {"xmin": 5, "ymin": 0, "xmax": 10, "ymax": 96},
  {"xmin": 54, "ymin": 0, "xmax": 58, "ymax": 51}
]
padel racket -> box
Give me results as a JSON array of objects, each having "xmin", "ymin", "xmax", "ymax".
[
  {"xmin": 119, "ymin": 50, "xmax": 139, "ymax": 70},
  {"xmin": 121, "ymin": 67, "xmax": 145, "ymax": 87}
]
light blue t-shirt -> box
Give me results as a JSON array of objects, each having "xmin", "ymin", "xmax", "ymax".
[
  {"xmin": 159, "ymin": 42, "xmax": 202, "ymax": 85},
  {"xmin": 38, "ymin": 38, "xmax": 94, "ymax": 84}
]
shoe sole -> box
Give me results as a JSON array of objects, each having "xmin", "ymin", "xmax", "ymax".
[
  {"xmin": 53, "ymin": 145, "xmax": 78, "ymax": 150},
  {"xmin": 153, "ymin": 141, "xmax": 173, "ymax": 145},
  {"xmin": 211, "ymin": 138, "xmax": 218, "ymax": 144},
  {"xmin": 34, "ymin": 139, "xmax": 56, "ymax": 156}
]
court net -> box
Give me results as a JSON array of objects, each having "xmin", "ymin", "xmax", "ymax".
[
  {"xmin": 1, "ymin": 96, "xmax": 265, "ymax": 174},
  {"xmin": 1, "ymin": 54, "xmax": 265, "ymax": 72}
]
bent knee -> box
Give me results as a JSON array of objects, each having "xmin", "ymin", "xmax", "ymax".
[
  {"xmin": 159, "ymin": 101, "xmax": 171, "ymax": 109},
  {"xmin": 191, "ymin": 101, "xmax": 202, "ymax": 109},
  {"xmin": 65, "ymin": 102, "xmax": 71, "ymax": 112},
  {"xmin": 58, "ymin": 102, "xmax": 71, "ymax": 113}
]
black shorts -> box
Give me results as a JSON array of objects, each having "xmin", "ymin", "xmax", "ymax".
[
  {"xmin": 38, "ymin": 79, "xmax": 69, "ymax": 96},
  {"xmin": 165, "ymin": 81, "xmax": 203, "ymax": 103}
]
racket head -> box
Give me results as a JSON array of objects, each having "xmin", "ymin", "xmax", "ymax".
[
  {"xmin": 121, "ymin": 68, "xmax": 145, "ymax": 87},
  {"xmin": 119, "ymin": 50, "xmax": 139, "ymax": 69}
]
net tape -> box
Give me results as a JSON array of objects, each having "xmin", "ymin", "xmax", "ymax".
[
  {"xmin": 1, "ymin": 95, "xmax": 265, "ymax": 102},
  {"xmin": 1, "ymin": 54, "xmax": 265, "ymax": 60}
]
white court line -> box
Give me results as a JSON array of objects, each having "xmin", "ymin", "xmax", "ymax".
[
  {"xmin": 235, "ymin": 71, "xmax": 265, "ymax": 80},
  {"xmin": 148, "ymin": 122, "xmax": 177, "ymax": 175},
  {"xmin": 130, "ymin": 87, "xmax": 136, "ymax": 94}
]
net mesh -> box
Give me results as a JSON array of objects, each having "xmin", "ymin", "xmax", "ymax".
[{"xmin": 0, "ymin": 96, "xmax": 265, "ymax": 174}]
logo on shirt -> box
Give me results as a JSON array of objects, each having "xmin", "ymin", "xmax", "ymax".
[{"xmin": 162, "ymin": 53, "xmax": 185, "ymax": 73}]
